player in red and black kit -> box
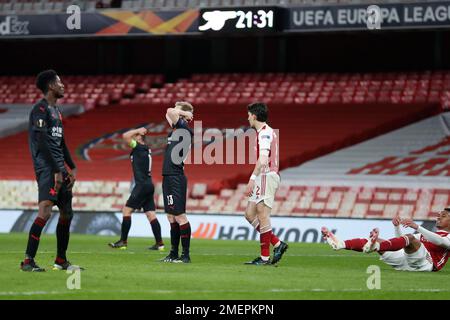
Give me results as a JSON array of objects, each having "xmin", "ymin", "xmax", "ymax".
[
  {"xmin": 322, "ymin": 208, "xmax": 450, "ymax": 272},
  {"xmin": 161, "ymin": 101, "xmax": 194, "ymax": 263},
  {"xmin": 21, "ymin": 70, "xmax": 81, "ymax": 272},
  {"xmin": 108, "ymin": 127, "xmax": 164, "ymax": 251}
]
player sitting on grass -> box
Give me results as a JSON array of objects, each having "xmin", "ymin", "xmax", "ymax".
[
  {"xmin": 321, "ymin": 208, "xmax": 450, "ymax": 272},
  {"xmin": 108, "ymin": 127, "xmax": 164, "ymax": 251}
]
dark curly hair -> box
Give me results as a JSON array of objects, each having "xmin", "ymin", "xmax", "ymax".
[
  {"xmin": 247, "ymin": 102, "xmax": 268, "ymax": 122},
  {"xmin": 36, "ymin": 69, "xmax": 58, "ymax": 94}
]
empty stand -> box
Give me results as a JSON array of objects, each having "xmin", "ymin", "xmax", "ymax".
[
  {"xmin": 1, "ymin": 180, "xmax": 448, "ymax": 220},
  {"xmin": 0, "ymin": 101, "xmax": 439, "ymax": 188},
  {"xmin": 0, "ymin": 71, "xmax": 447, "ymax": 220},
  {"xmin": 0, "ymin": 74, "xmax": 164, "ymax": 110},
  {"xmin": 281, "ymin": 113, "xmax": 450, "ymax": 183},
  {"xmin": 1, "ymin": 71, "xmax": 449, "ymax": 109}
]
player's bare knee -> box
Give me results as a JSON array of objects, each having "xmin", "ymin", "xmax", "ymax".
[
  {"xmin": 245, "ymin": 203, "xmax": 257, "ymax": 221},
  {"xmin": 257, "ymin": 213, "xmax": 270, "ymax": 229},
  {"xmin": 256, "ymin": 203, "xmax": 265, "ymax": 215},
  {"xmin": 122, "ymin": 206, "xmax": 133, "ymax": 217},
  {"xmin": 175, "ymin": 214, "xmax": 188, "ymax": 225},
  {"xmin": 39, "ymin": 200, "xmax": 53, "ymax": 209},
  {"xmin": 249, "ymin": 218, "xmax": 259, "ymax": 229},
  {"xmin": 145, "ymin": 211, "xmax": 156, "ymax": 220},
  {"xmin": 245, "ymin": 211, "xmax": 256, "ymax": 223},
  {"xmin": 38, "ymin": 201, "xmax": 53, "ymax": 219}
]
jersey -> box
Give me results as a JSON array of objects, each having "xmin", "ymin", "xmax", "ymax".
[
  {"xmin": 255, "ymin": 124, "xmax": 279, "ymax": 174},
  {"xmin": 130, "ymin": 142, "xmax": 152, "ymax": 184},
  {"xmin": 420, "ymin": 230, "xmax": 450, "ymax": 271},
  {"xmin": 162, "ymin": 118, "xmax": 193, "ymax": 176},
  {"xmin": 28, "ymin": 98, "xmax": 65, "ymax": 173}
]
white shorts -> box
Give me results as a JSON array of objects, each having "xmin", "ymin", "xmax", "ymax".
[
  {"xmin": 248, "ymin": 172, "xmax": 280, "ymax": 209},
  {"xmin": 380, "ymin": 243, "xmax": 434, "ymax": 272}
]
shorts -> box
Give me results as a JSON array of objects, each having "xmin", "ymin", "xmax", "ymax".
[
  {"xmin": 380, "ymin": 243, "xmax": 434, "ymax": 272},
  {"xmin": 162, "ymin": 175, "xmax": 187, "ymax": 215},
  {"xmin": 36, "ymin": 168, "xmax": 72, "ymax": 213},
  {"xmin": 125, "ymin": 182, "xmax": 156, "ymax": 212},
  {"xmin": 248, "ymin": 172, "xmax": 280, "ymax": 209}
]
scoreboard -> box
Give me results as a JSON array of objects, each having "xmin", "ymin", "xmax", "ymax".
[{"xmin": 198, "ymin": 7, "xmax": 286, "ymax": 33}]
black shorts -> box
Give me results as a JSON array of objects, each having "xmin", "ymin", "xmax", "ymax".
[
  {"xmin": 126, "ymin": 182, "xmax": 156, "ymax": 212},
  {"xmin": 36, "ymin": 169, "xmax": 72, "ymax": 213},
  {"xmin": 162, "ymin": 175, "xmax": 187, "ymax": 215}
]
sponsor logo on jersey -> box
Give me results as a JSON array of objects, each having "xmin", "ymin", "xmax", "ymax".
[
  {"xmin": 36, "ymin": 119, "xmax": 46, "ymax": 128},
  {"xmin": 51, "ymin": 126, "xmax": 63, "ymax": 137}
]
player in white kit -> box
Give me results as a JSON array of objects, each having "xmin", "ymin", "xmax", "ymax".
[{"xmin": 244, "ymin": 102, "xmax": 288, "ymax": 265}]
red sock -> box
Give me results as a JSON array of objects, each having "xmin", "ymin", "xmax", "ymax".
[
  {"xmin": 270, "ymin": 231, "xmax": 280, "ymax": 246},
  {"xmin": 260, "ymin": 231, "xmax": 271, "ymax": 257},
  {"xmin": 55, "ymin": 256, "xmax": 66, "ymax": 264},
  {"xmin": 255, "ymin": 226, "xmax": 279, "ymax": 246},
  {"xmin": 344, "ymin": 239, "xmax": 368, "ymax": 252},
  {"xmin": 379, "ymin": 236, "xmax": 408, "ymax": 252}
]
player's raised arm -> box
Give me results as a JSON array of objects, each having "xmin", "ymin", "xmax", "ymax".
[
  {"xmin": 123, "ymin": 128, "xmax": 147, "ymax": 148},
  {"xmin": 392, "ymin": 213, "xmax": 403, "ymax": 237},
  {"xmin": 166, "ymin": 106, "xmax": 193, "ymax": 128},
  {"xmin": 165, "ymin": 108, "xmax": 178, "ymax": 127},
  {"xmin": 402, "ymin": 218, "xmax": 450, "ymax": 249}
]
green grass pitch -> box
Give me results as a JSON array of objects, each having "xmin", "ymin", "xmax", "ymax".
[{"xmin": 1, "ymin": 232, "xmax": 449, "ymax": 300}]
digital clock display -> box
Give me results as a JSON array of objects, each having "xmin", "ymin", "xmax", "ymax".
[{"xmin": 199, "ymin": 7, "xmax": 284, "ymax": 33}]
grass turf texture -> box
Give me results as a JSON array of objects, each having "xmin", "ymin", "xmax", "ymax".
[{"xmin": 1, "ymin": 232, "xmax": 450, "ymax": 300}]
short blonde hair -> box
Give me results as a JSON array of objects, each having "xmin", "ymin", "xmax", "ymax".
[{"xmin": 175, "ymin": 101, "xmax": 194, "ymax": 113}]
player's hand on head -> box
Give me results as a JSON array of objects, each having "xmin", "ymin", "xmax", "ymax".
[
  {"xmin": 138, "ymin": 128, "xmax": 147, "ymax": 135},
  {"xmin": 184, "ymin": 111, "xmax": 193, "ymax": 122}
]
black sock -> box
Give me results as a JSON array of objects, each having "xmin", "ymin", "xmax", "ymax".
[
  {"xmin": 56, "ymin": 217, "xmax": 71, "ymax": 261},
  {"xmin": 121, "ymin": 216, "xmax": 131, "ymax": 242},
  {"xmin": 150, "ymin": 218, "xmax": 163, "ymax": 245},
  {"xmin": 25, "ymin": 217, "xmax": 47, "ymax": 260},
  {"xmin": 180, "ymin": 222, "xmax": 191, "ymax": 256},
  {"xmin": 170, "ymin": 222, "xmax": 180, "ymax": 255}
]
